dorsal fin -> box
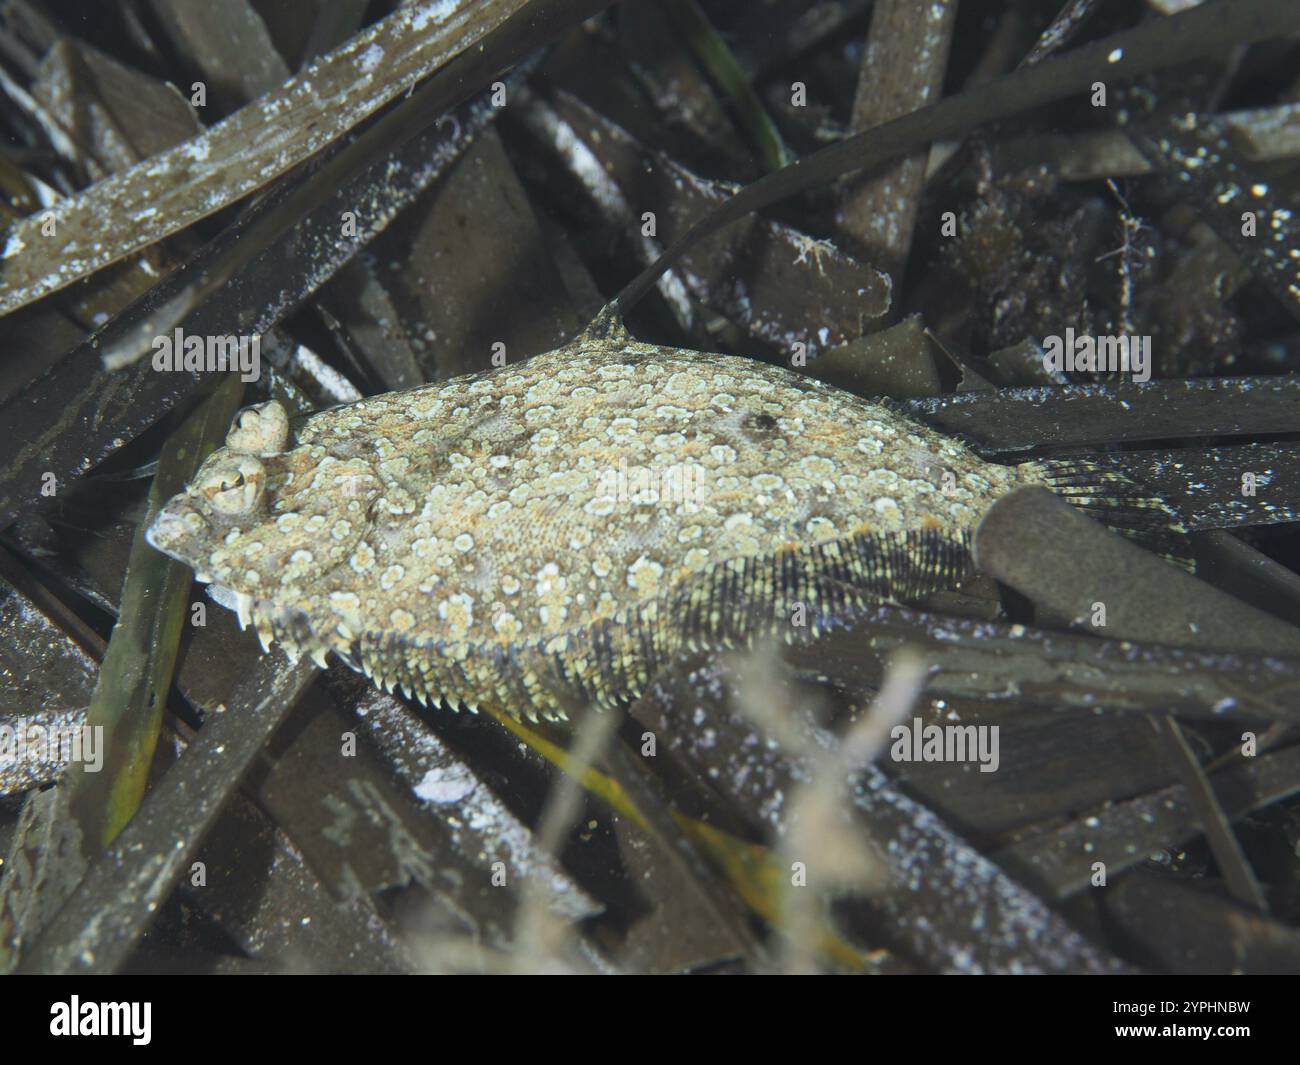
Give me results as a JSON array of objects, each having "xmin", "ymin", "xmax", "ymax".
[{"xmin": 573, "ymin": 302, "xmax": 631, "ymax": 344}]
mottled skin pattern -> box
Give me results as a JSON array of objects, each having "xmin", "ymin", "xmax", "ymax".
[{"xmin": 147, "ymin": 335, "xmax": 1042, "ymax": 720}]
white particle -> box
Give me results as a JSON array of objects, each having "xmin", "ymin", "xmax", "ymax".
[{"xmin": 357, "ymin": 44, "xmax": 384, "ymax": 74}]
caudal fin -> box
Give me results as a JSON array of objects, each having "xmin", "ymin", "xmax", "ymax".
[{"xmin": 1018, "ymin": 457, "xmax": 1195, "ymax": 572}]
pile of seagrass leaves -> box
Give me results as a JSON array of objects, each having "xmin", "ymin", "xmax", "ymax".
[{"xmin": 0, "ymin": 0, "xmax": 1298, "ymax": 974}]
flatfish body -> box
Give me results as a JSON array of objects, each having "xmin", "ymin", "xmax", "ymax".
[{"xmin": 148, "ymin": 336, "xmax": 1040, "ymax": 720}]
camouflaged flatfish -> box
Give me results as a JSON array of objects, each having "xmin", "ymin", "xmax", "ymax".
[{"xmin": 146, "ymin": 330, "xmax": 1160, "ymax": 721}]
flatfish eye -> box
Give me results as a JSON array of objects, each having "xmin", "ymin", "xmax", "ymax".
[
  {"xmin": 197, "ymin": 455, "xmax": 266, "ymax": 517},
  {"xmin": 225, "ymin": 400, "xmax": 289, "ymax": 456}
]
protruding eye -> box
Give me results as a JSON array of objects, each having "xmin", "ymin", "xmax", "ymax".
[
  {"xmin": 226, "ymin": 401, "xmax": 289, "ymax": 456},
  {"xmin": 197, "ymin": 455, "xmax": 266, "ymax": 516}
]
